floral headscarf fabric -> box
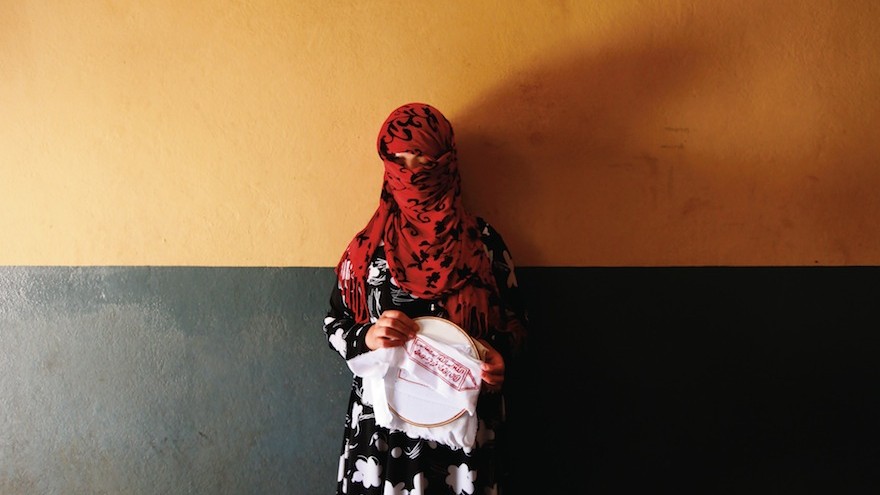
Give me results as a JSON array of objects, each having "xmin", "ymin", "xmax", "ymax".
[{"xmin": 335, "ymin": 103, "xmax": 499, "ymax": 336}]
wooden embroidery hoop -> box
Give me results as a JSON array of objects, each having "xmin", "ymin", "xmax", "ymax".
[{"xmin": 387, "ymin": 316, "xmax": 480, "ymax": 427}]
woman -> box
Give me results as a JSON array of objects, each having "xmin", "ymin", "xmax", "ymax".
[{"xmin": 323, "ymin": 102, "xmax": 528, "ymax": 494}]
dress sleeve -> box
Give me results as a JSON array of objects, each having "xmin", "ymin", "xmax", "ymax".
[
  {"xmin": 479, "ymin": 219, "xmax": 529, "ymax": 361},
  {"xmin": 322, "ymin": 279, "xmax": 373, "ymax": 361}
]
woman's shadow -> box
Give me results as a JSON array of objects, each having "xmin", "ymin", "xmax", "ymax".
[
  {"xmin": 448, "ymin": 19, "xmax": 775, "ymax": 492},
  {"xmin": 453, "ymin": 33, "xmax": 714, "ymax": 268}
]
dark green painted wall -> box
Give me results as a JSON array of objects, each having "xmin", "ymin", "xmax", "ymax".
[
  {"xmin": 1, "ymin": 267, "xmax": 349, "ymax": 494},
  {"xmin": 512, "ymin": 266, "xmax": 879, "ymax": 493},
  {"xmin": 1, "ymin": 267, "xmax": 877, "ymax": 493}
]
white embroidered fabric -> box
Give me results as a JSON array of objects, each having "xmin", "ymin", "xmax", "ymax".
[{"xmin": 346, "ymin": 332, "xmax": 485, "ymax": 450}]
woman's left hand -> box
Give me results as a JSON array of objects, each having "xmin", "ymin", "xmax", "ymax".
[{"xmin": 477, "ymin": 339, "xmax": 505, "ymax": 393}]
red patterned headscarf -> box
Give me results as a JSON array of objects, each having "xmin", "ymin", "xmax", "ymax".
[{"xmin": 335, "ymin": 103, "xmax": 499, "ymax": 336}]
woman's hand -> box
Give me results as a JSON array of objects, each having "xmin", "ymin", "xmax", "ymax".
[
  {"xmin": 365, "ymin": 310, "xmax": 419, "ymax": 350},
  {"xmin": 478, "ymin": 339, "xmax": 505, "ymax": 393}
]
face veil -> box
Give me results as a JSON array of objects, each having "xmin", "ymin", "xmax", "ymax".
[{"xmin": 335, "ymin": 103, "xmax": 499, "ymax": 336}]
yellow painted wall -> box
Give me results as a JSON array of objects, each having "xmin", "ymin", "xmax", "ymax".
[{"xmin": 2, "ymin": 1, "xmax": 878, "ymax": 266}]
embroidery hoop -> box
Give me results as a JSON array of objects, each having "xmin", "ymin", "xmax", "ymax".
[{"xmin": 387, "ymin": 316, "xmax": 480, "ymax": 427}]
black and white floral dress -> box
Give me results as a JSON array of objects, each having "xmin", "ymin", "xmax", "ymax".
[{"xmin": 323, "ymin": 219, "xmax": 528, "ymax": 495}]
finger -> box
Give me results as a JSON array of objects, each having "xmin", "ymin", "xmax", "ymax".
[
  {"xmin": 481, "ymin": 369, "xmax": 504, "ymax": 383},
  {"xmin": 379, "ymin": 312, "xmax": 419, "ymax": 337},
  {"xmin": 481, "ymin": 353, "xmax": 504, "ymax": 371},
  {"xmin": 482, "ymin": 353, "xmax": 501, "ymax": 366},
  {"xmin": 376, "ymin": 314, "xmax": 419, "ymax": 342},
  {"xmin": 381, "ymin": 321, "xmax": 417, "ymax": 341},
  {"xmin": 374, "ymin": 325, "xmax": 411, "ymax": 343},
  {"xmin": 371, "ymin": 329, "xmax": 409, "ymax": 348},
  {"xmin": 380, "ymin": 309, "xmax": 415, "ymax": 325},
  {"xmin": 367, "ymin": 321, "xmax": 408, "ymax": 350},
  {"xmin": 480, "ymin": 362, "xmax": 504, "ymax": 378}
]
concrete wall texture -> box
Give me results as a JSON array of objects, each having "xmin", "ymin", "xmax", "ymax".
[{"xmin": 2, "ymin": 1, "xmax": 879, "ymax": 493}]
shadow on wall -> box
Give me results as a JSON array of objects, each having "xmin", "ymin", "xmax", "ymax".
[
  {"xmin": 455, "ymin": 34, "xmax": 717, "ymax": 266},
  {"xmin": 453, "ymin": 5, "xmax": 880, "ymax": 266},
  {"xmin": 445, "ymin": 6, "xmax": 880, "ymax": 491}
]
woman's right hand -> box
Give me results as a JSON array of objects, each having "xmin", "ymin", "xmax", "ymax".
[{"xmin": 365, "ymin": 310, "xmax": 419, "ymax": 350}]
